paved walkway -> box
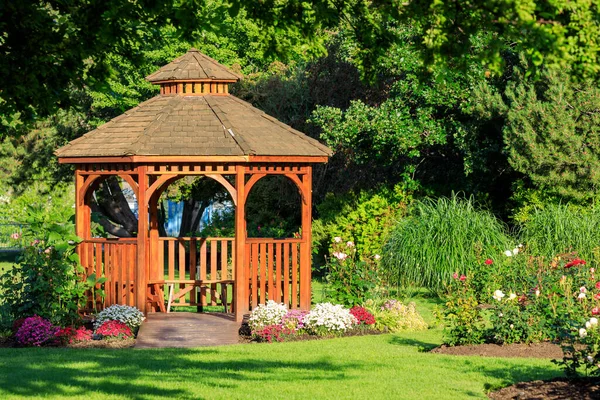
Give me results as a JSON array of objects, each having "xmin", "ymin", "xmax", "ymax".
[{"xmin": 135, "ymin": 312, "xmax": 240, "ymax": 348}]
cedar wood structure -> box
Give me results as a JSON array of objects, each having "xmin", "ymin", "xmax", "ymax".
[{"xmin": 56, "ymin": 49, "xmax": 331, "ymax": 322}]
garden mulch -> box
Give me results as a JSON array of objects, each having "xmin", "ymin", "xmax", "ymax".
[
  {"xmin": 431, "ymin": 342, "xmax": 563, "ymax": 359},
  {"xmin": 488, "ymin": 377, "xmax": 600, "ymax": 399}
]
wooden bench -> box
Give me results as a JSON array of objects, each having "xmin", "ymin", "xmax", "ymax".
[{"xmin": 148, "ymin": 279, "xmax": 234, "ymax": 313}]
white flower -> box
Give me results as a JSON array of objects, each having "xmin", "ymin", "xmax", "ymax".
[
  {"xmin": 590, "ymin": 318, "xmax": 598, "ymax": 326},
  {"xmin": 94, "ymin": 304, "xmax": 145, "ymax": 330},
  {"xmin": 504, "ymin": 250, "xmax": 513, "ymax": 257},
  {"xmin": 580, "ymin": 328, "xmax": 588, "ymax": 338},
  {"xmin": 518, "ymin": 244, "xmax": 523, "ymax": 248},
  {"xmin": 579, "ymin": 292, "xmax": 586, "ymax": 299},
  {"xmin": 493, "ymin": 290, "xmax": 506, "ymax": 302},
  {"xmin": 333, "ymin": 237, "xmax": 342, "ymax": 243},
  {"xmin": 303, "ymin": 303, "xmax": 358, "ymax": 334},
  {"xmin": 498, "ymin": 312, "xmax": 503, "ymax": 317},
  {"xmin": 591, "ymin": 268, "xmax": 596, "ymax": 273},
  {"xmin": 374, "ymin": 254, "xmax": 381, "ymax": 260},
  {"xmin": 535, "ymin": 290, "xmax": 540, "ymax": 297},
  {"xmin": 248, "ymin": 300, "xmax": 288, "ymax": 331},
  {"xmin": 346, "ymin": 241, "xmax": 355, "ymax": 248},
  {"xmin": 586, "ymin": 321, "xmax": 592, "ymax": 329},
  {"xmin": 335, "ymin": 252, "xmax": 347, "ymax": 261},
  {"xmin": 587, "ymin": 356, "xmax": 594, "ymax": 363},
  {"xmin": 509, "ymin": 324, "xmax": 514, "ymax": 329},
  {"xmin": 512, "ymin": 247, "xmax": 519, "ymax": 255},
  {"xmin": 581, "ymin": 286, "xmax": 588, "ymax": 293},
  {"xmin": 509, "ymin": 293, "xmax": 517, "ymax": 300}
]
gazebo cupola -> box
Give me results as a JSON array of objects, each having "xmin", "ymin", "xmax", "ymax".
[
  {"xmin": 56, "ymin": 48, "xmax": 331, "ymax": 322},
  {"xmin": 146, "ymin": 48, "xmax": 241, "ymax": 96}
]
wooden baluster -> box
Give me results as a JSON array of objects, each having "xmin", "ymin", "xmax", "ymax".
[
  {"xmin": 275, "ymin": 242, "xmax": 282, "ymax": 302},
  {"xmin": 168, "ymin": 240, "xmax": 175, "ymax": 281},
  {"xmin": 251, "ymin": 243, "xmax": 258, "ymax": 309},
  {"xmin": 179, "ymin": 240, "xmax": 185, "ymax": 304},
  {"xmin": 292, "ymin": 242, "xmax": 298, "ymax": 308},
  {"xmin": 190, "ymin": 238, "xmax": 197, "ymax": 306},
  {"xmin": 211, "ymin": 240, "xmax": 217, "ymax": 306},
  {"xmin": 267, "ymin": 242, "xmax": 274, "ymax": 300},
  {"xmin": 283, "ymin": 243, "xmax": 290, "ymax": 307},
  {"xmin": 200, "ymin": 239, "xmax": 207, "ymax": 307},
  {"xmin": 259, "ymin": 243, "xmax": 266, "ymax": 306}
]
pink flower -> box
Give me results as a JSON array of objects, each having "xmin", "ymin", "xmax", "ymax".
[
  {"xmin": 592, "ymin": 268, "xmax": 596, "ymax": 273},
  {"xmin": 593, "ymin": 308, "xmax": 600, "ymax": 316},
  {"xmin": 374, "ymin": 254, "xmax": 381, "ymax": 260},
  {"xmin": 335, "ymin": 252, "xmax": 347, "ymax": 261},
  {"xmin": 333, "ymin": 237, "xmax": 342, "ymax": 243},
  {"xmin": 459, "ymin": 275, "xmax": 466, "ymax": 281},
  {"xmin": 452, "ymin": 272, "xmax": 459, "ymax": 279},
  {"xmin": 10, "ymin": 232, "xmax": 20, "ymax": 240},
  {"xmin": 44, "ymin": 247, "xmax": 52, "ymax": 254},
  {"xmin": 346, "ymin": 241, "xmax": 355, "ymax": 248},
  {"xmin": 581, "ymin": 286, "xmax": 588, "ymax": 293},
  {"xmin": 596, "ymin": 282, "xmax": 600, "ymax": 290},
  {"xmin": 595, "ymin": 293, "xmax": 600, "ymax": 301},
  {"xmin": 485, "ymin": 259, "xmax": 493, "ymax": 265}
]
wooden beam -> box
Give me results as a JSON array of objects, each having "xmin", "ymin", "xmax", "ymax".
[
  {"xmin": 249, "ymin": 156, "xmax": 329, "ymax": 163},
  {"xmin": 205, "ymin": 174, "xmax": 237, "ymax": 206},
  {"xmin": 234, "ymin": 165, "xmax": 247, "ymax": 322},
  {"xmin": 136, "ymin": 166, "xmax": 149, "ymax": 313},
  {"xmin": 299, "ymin": 166, "xmax": 313, "ymax": 310}
]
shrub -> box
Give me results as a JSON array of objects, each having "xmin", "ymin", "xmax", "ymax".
[
  {"xmin": 365, "ymin": 299, "xmax": 428, "ymax": 333},
  {"xmin": 349, "ymin": 306, "xmax": 375, "ymax": 326},
  {"xmin": 94, "ymin": 305, "xmax": 145, "ymax": 332},
  {"xmin": 96, "ymin": 320, "xmax": 133, "ymax": 339},
  {"xmin": 323, "ymin": 237, "xmax": 382, "ymax": 306},
  {"xmin": 303, "ymin": 303, "xmax": 357, "ymax": 335},
  {"xmin": 248, "ymin": 300, "xmax": 288, "ymax": 332},
  {"xmin": 15, "ymin": 316, "xmax": 58, "ymax": 346},
  {"xmin": 0, "ymin": 213, "xmax": 87, "ymax": 328},
  {"xmin": 436, "ymin": 275, "xmax": 487, "ymax": 346},
  {"xmin": 281, "ymin": 309, "xmax": 309, "ymax": 331},
  {"xmin": 382, "ymin": 195, "xmax": 512, "ymax": 293},
  {"xmin": 520, "ymin": 204, "xmax": 600, "ymax": 262}
]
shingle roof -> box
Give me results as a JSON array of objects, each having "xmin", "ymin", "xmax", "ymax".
[
  {"xmin": 55, "ymin": 94, "xmax": 332, "ymax": 158},
  {"xmin": 145, "ymin": 48, "xmax": 242, "ymax": 83}
]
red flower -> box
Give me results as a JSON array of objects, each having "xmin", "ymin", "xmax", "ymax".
[
  {"xmin": 565, "ymin": 258, "xmax": 586, "ymax": 268},
  {"xmin": 593, "ymin": 307, "xmax": 600, "ymax": 316},
  {"xmin": 595, "ymin": 293, "xmax": 600, "ymax": 301},
  {"xmin": 595, "ymin": 282, "xmax": 600, "ymax": 290},
  {"xmin": 350, "ymin": 306, "xmax": 376, "ymax": 325},
  {"xmin": 96, "ymin": 320, "xmax": 132, "ymax": 339},
  {"xmin": 485, "ymin": 259, "xmax": 493, "ymax": 265},
  {"xmin": 459, "ymin": 275, "xmax": 466, "ymax": 281}
]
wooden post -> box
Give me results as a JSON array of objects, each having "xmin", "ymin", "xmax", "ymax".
[
  {"xmin": 299, "ymin": 166, "xmax": 313, "ymax": 310},
  {"xmin": 74, "ymin": 169, "xmax": 86, "ymax": 239},
  {"xmin": 234, "ymin": 165, "xmax": 247, "ymax": 322},
  {"xmin": 148, "ymin": 195, "xmax": 160, "ymax": 312},
  {"xmin": 137, "ymin": 166, "xmax": 149, "ymax": 313}
]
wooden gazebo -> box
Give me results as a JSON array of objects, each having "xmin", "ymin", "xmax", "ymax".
[{"xmin": 56, "ymin": 49, "xmax": 331, "ymax": 322}]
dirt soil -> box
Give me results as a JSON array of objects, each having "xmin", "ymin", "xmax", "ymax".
[
  {"xmin": 431, "ymin": 342, "xmax": 564, "ymax": 358},
  {"xmin": 488, "ymin": 377, "xmax": 600, "ymax": 399}
]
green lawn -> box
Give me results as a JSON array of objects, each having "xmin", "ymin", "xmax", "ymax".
[{"xmin": 0, "ymin": 292, "xmax": 563, "ymax": 400}]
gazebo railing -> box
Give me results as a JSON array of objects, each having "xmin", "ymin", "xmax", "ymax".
[
  {"xmin": 79, "ymin": 238, "xmax": 138, "ymax": 310},
  {"xmin": 152, "ymin": 237, "xmax": 235, "ymax": 311},
  {"xmin": 245, "ymin": 238, "xmax": 302, "ymax": 309}
]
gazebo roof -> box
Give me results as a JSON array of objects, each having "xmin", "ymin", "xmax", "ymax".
[
  {"xmin": 145, "ymin": 48, "xmax": 242, "ymax": 83},
  {"xmin": 56, "ymin": 49, "xmax": 331, "ymax": 160}
]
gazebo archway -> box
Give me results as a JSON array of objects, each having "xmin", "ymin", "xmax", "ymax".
[{"xmin": 57, "ymin": 49, "xmax": 331, "ymax": 322}]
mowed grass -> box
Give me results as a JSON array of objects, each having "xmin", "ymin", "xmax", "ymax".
[{"xmin": 0, "ymin": 293, "xmax": 563, "ymax": 400}]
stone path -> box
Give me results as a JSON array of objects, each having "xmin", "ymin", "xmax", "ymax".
[{"xmin": 135, "ymin": 312, "xmax": 240, "ymax": 348}]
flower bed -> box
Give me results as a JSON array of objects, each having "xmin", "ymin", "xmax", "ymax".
[{"xmin": 243, "ymin": 300, "xmax": 427, "ymax": 343}]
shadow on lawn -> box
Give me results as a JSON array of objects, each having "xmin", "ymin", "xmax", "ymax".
[
  {"xmin": 0, "ymin": 347, "xmax": 360, "ymax": 399},
  {"xmin": 388, "ymin": 336, "xmax": 439, "ymax": 351}
]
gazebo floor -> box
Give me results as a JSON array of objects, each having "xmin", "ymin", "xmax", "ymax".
[{"xmin": 135, "ymin": 312, "xmax": 240, "ymax": 348}]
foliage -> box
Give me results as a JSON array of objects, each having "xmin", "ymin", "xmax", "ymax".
[
  {"xmin": 364, "ymin": 299, "xmax": 428, "ymax": 333},
  {"xmin": 436, "ymin": 275, "xmax": 487, "ymax": 346},
  {"xmin": 349, "ymin": 306, "xmax": 375, "ymax": 326},
  {"xmin": 312, "ymin": 183, "xmax": 411, "ymax": 263},
  {"xmin": 95, "ymin": 320, "xmax": 133, "ymax": 339},
  {"xmin": 382, "ymin": 195, "xmax": 512, "ymax": 293},
  {"xmin": 488, "ymin": 290, "xmax": 546, "ymax": 345},
  {"xmin": 476, "ymin": 69, "xmax": 600, "ymax": 202},
  {"xmin": 15, "ymin": 316, "xmax": 58, "ymax": 347},
  {"xmin": 0, "ymin": 207, "xmax": 87, "ymax": 328},
  {"xmin": 519, "ymin": 204, "xmax": 600, "ymax": 262},
  {"xmin": 93, "ymin": 305, "xmax": 145, "ymax": 332},
  {"xmin": 556, "ymin": 317, "xmax": 600, "ymax": 378},
  {"xmin": 248, "ymin": 301, "xmax": 288, "ymax": 332},
  {"xmin": 302, "ymin": 303, "xmax": 357, "ymax": 336},
  {"xmin": 322, "ymin": 238, "xmax": 381, "ymax": 306}
]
